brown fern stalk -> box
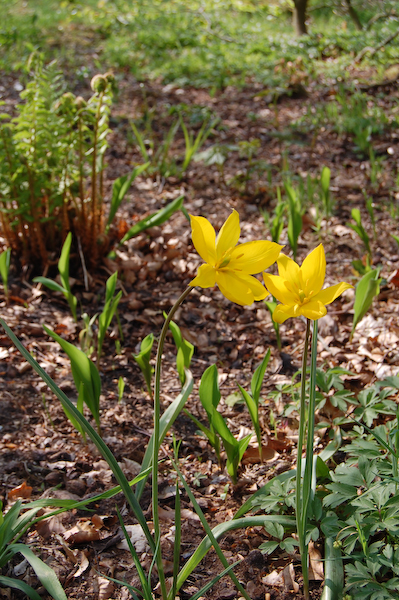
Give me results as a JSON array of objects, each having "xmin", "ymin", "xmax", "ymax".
[{"xmin": 89, "ymin": 88, "xmax": 105, "ymax": 264}]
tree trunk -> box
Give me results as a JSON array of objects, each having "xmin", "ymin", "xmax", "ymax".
[
  {"xmin": 293, "ymin": 0, "xmax": 308, "ymax": 36},
  {"xmin": 344, "ymin": 0, "xmax": 362, "ymax": 31}
]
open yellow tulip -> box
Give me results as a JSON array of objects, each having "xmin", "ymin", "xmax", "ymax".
[
  {"xmin": 189, "ymin": 210, "xmax": 282, "ymax": 306},
  {"xmin": 263, "ymin": 244, "xmax": 352, "ymax": 323}
]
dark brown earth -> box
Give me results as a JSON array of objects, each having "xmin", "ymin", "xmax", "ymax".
[{"xmin": 1, "ymin": 69, "xmax": 399, "ymax": 600}]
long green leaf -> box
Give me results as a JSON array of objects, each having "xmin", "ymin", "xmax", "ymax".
[
  {"xmin": 176, "ymin": 515, "xmax": 295, "ymax": 592},
  {"xmin": 43, "ymin": 326, "xmax": 101, "ymax": 428},
  {"xmin": 251, "ymin": 349, "xmax": 271, "ymax": 402},
  {"xmin": 9, "ymin": 544, "xmax": 67, "ymax": 600},
  {"xmin": 172, "ymin": 461, "xmax": 250, "ymax": 600},
  {"xmin": 320, "ymin": 534, "xmax": 344, "ymax": 600},
  {"xmin": 0, "ymin": 319, "xmax": 154, "ymax": 552},
  {"xmin": 58, "ymin": 232, "xmax": 72, "ymax": 292},
  {"xmin": 32, "ymin": 277, "xmax": 67, "ymax": 294},
  {"xmin": 135, "ymin": 369, "xmax": 193, "ymax": 500},
  {"xmin": 351, "ymin": 268, "xmax": 381, "ymax": 338},
  {"xmin": 133, "ymin": 333, "xmax": 155, "ymax": 395},
  {"xmin": 0, "ymin": 575, "xmax": 42, "ymax": 600},
  {"xmin": 199, "ymin": 364, "xmax": 221, "ymax": 419},
  {"xmin": 98, "ymin": 272, "xmax": 122, "ymax": 359},
  {"xmin": 0, "ymin": 248, "xmax": 11, "ymax": 297},
  {"xmin": 167, "ymin": 317, "xmax": 194, "ymax": 384},
  {"xmin": 119, "ymin": 195, "xmax": 184, "ymax": 244}
]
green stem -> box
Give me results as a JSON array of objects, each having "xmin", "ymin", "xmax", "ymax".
[
  {"xmin": 296, "ymin": 319, "xmax": 311, "ymax": 600},
  {"xmin": 152, "ymin": 286, "xmax": 193, "ymax": 600}
]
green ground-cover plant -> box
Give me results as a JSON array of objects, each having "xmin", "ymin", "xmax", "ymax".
[
  {"xmin": 241, "ymin": 376, "xmax": 399, "ymax": 600},
  {"xmin": 3, "ymin": 0, "xmax": 399, "ymax": 96}
]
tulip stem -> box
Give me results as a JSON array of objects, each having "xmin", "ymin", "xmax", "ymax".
[
  {"xmin": 152, "ymin": 286, "xmax": 193, "ymax": 600},
  {"xmin": 296, "ymin": 318, "xmax": 318, "ymax": 600}
]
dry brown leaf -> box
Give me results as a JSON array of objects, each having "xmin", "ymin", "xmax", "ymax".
[
  {"xmin": 282, "ymin": 563, "xmax": 299, "ymax": 593},
  {"xmin": 158, "ymin": 506, "xmax": 175, "ymax": 521},
  {"xmin": 97, "ymin": 576, "xmax": 114, "ymax": 600},
  {"xmin": 91, "ymin": 514, "xmax": 118, "ymax": 530},
  {"xmin": 180, "ymin": 508, "xmax": 200, "ymax": 521},
  {"xmin": 63, "ymin": 521, "xmax": 101, "ymax": 544},
  {"xmin": 262, "ymin": 569, "xmax": 283, "ymax": 586},
  {"xmin": 309, "ymin": 542, "xmax": 324, "ymax": 580},
  {"xmin": 74, "ymin": 551, "xmax": 90, "ymax": 578},
  {"xmin": 8, "ymin": 481, "xmax": 32, "ymax": 501},
  {"xmin": 242, "ymin": 445, "xmax": 276, "ymax": 464},
  {"xmin": 36, "ymin": 513, "xmax": 66, "ymax": 539},
  {"xmin": 116, "ymin": 524, "xmax": 150, "ymax": 553}
]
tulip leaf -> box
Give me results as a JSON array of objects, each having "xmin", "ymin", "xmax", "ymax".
[
  {"xmin": 251, "ymin": 349, "xmax": 271, "ymax": 402},
  {"xmin": 132, "ymin": 333, "xmax": 155, "ymax": 396},
  {"xmin": 284, "ymin": 181, "xmax": 302, "ymax": 260},
  {"xmin": 198, "ymin": 364, "xmax": 251, "ymax": 483},
  {"xmin": 7, "ymin": 545, "xmax": 67, "ymax": 600},
  {"xmin": 0, "ymin": 576, "xmax": 43, "ymax": 600},
  {"xmin": 199, "ymin": 364, "xmax": 221, "ymax": 416},
  {"xmin": 119, "ymin": 195, "xmax": 184, "ymax": 244},
  {"xmin": 0, "ymin": 248, "xmax": 11, "ymax": 299},
  {"xmin": 351, "ymin": 268, "xmax": 381, "ymax": 339},
  {"xmin": 348, "ymin": 208, "xmax": 371, "ymax": 258},
  {"xmin": 320, "ymin": 166, "xmax": 331, "ymax": 217},
  {"xmin": 43, "ymin": 326, "xmax": 101, "ymax": 431},
  {"xmin": 33, "ymin": 233, "xmax": 78, "ymax": 322},
  {"xmin": 97, "ymin": 272, "xmax": 123, "ymax": 360},
  {"xmin": 166, "ymin": 316, "xmax": 194, "ymax": 385}
]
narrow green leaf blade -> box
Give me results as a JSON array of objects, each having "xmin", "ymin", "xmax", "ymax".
[
  {"xmin": 119, "ymin": 195, "xmax": 184, "ymax": 244},
  {"xmin": 9, "ymin": 545, "xmax": 67, "ymax": 600}
]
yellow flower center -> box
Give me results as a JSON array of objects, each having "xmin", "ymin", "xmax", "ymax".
[
  {"xmin": 216, "ymin": 247, "xmax": 239, "ymax": 270},
  {"xmin": 218, "ymin": 254, "xmax": 231, "ymax": 269}
]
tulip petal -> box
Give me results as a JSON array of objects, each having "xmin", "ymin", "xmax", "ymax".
[
  {"xmin": 277, "ymin": 253, "xmax": 300, "ymax": 282},
  {"xmin": 230, "ymin": 241, "xmax": 283, "ymax": 274},
  {"xmin": 314, "ymin": 282, "xmax": 353, "ymax": 306},
  {"xmin": 272, "ymin": 304, "xmax": 298, "ymax": 324},
  {"xmin": 190, "ymin": 215, "xmax": 216, "ymax": 265},
  {"xmin": 263, "ymin": 273, "xmax": 295, "ymax": 305},
  {"xmin": 215, "ymin": 210, "xmax": 240, "ymax": 261},
  {"xmin": 300, "ymin": 299, "xmax": 327, "ymax": 320},
  {"xmin": 216, "ymin": 271, "xmax": 267, "ymax": 306},
  {"xmin": 301, "ymin": 244, "xmax": 326, "ymax": 296},
  {"xmin": 190, "ymin": 263, "xmax": 217, "ymax": 288}
]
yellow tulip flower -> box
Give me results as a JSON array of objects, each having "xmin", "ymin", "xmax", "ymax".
[
  {"xmin": 189, "ymin": 210, "xmax": 283, "ymax": 306},
  {"xmin": 263, "ymin": 244, "xmax": 352, "ymax": 323}
]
